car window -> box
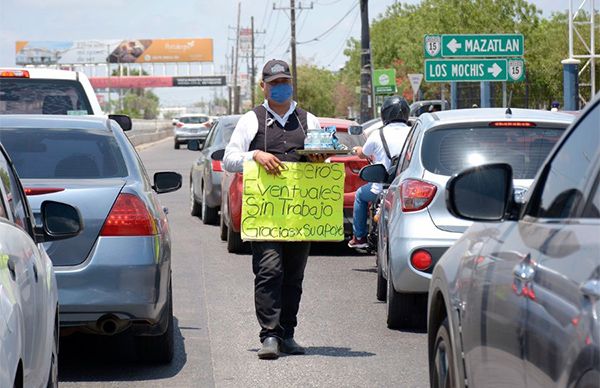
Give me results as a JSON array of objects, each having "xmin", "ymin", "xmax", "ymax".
[
  {"xmin": 0, "ymin": 78, "xmax": 93, "ymax": 115},
  {"xmin": 0, "ymin": 128, "xmax": 128, "ymax": 179},
  {"xmin": 399, "ymin": 122, "xmax": 420, "ymax": 174},
  {"xmin": 582, "ymin": 171, "xmax": 600, "ymax": 218},
  {"xmin": 179, "ymin": 116, "xmax": 208, "ymax": 124},
  {"xmin": 421, "ymin": 126, "xmax": 565, "ymax": 178},
  {"xmin": 212, "ymin": 118, "xmax": 240, "ymax": 146},
  {"xmin": 527, "ymin": 105, "xmax": 600, "ymax": 218},
  {"xmin": 0, "ymin": 153, "xmax": 31, "ymax": 232}
]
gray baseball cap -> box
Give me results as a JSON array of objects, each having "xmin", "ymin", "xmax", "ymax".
[{"xmin": 262, "ymin": 59, "xmax": 292, "ymax": 82}]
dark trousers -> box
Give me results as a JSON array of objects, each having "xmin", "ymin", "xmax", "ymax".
[{"xmin": 251, "ymin": 241, "xmax": 310, "ymax": 342}]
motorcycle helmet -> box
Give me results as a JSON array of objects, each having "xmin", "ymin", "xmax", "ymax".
[{"xmin": 381, "ymin": 95, "xmax": 410, "ymax": 125}]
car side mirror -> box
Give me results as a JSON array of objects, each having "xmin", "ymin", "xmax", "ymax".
[
  {"xmin": 211, "ymin": 149, "xmax": 225, "ymax": 161},
  {"xmin": 35, "ymin": 201, "xmax": 83, "ymax": 243},
  {"xmin": 108, "ymin": 114, "xmax": 132, "ymax": 131},
  {"xmin": 359, "ymin": 164, "xmax": 389, "ymax": 183},
  {"xmin": 188, "ymin": 140, "xmax": 203, "ymax": 151},
  {"xmin": 153, "ymin": 172, "xmax": 182, "ymax": 194},
  {"xmin": 348, "ymin": 125, "xmax": 363, "ymax": 135},
  {"xmin": 446, "ymin": 163, "xmax": 513, "ymax": 222}
]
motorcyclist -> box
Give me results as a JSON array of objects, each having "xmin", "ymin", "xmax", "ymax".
[{"xmin": 348, "ymin": 96, "xmax": 412, "ymax": 249}]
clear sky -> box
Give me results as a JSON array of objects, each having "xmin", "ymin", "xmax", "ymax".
[{"xmin": 0, "ymin": 0, "xmax": 569, "ymax": 107}]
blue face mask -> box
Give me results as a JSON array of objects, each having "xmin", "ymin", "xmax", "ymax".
[{"xmin": 269, "ymin": 83, "xmax": 293, "ymax": 103}]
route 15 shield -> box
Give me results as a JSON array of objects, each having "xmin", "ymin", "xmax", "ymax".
[
  {"xmin": 508, "ymin": 59, "xmax": 525, "ymax": 81},
  {"xmin": 425, "ymin": 35, "xmax": 441, "ymax": 58}
]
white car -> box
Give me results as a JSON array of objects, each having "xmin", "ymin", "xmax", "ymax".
[
  {"xmin": 0, "ymin": 144, "xmax": 82, "ymax": 387},
  {"xmin": 173, "ymin": 113, "xmax": 212, "ymax": 149},
  {"xmin": 0, "ymin": 67, "xmax": 102, "ymax": 115}
]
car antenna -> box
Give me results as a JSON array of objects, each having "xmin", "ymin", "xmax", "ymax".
[
  {"xmin": 505, "ymin": 90, "xmax": 514, "ymax": 117},
  {"xmin": 505, "ymin": 107, "xmax": 512, "ymax": 116}
]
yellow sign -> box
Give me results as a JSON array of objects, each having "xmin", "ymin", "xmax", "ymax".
[{"xmin": 241, "ymin": 162, "xmax": 346, "ymax": 241}]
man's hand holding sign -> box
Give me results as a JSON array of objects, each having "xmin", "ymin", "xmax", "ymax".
[{"xmin": 242, "ymin": 161, "xmax": 345, "ymax": 241}]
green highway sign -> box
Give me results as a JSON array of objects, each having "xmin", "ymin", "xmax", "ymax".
[
  {"xmin": 424, "ymin": 34, "xmax": 524, "ymax": 58},
  {"xmin": 424, "ymin": 58, "xmax": 526, "ymax": 82},
  {"xmin": 373, "ymin": 68, "xmax": 397, "ymax": 94}
]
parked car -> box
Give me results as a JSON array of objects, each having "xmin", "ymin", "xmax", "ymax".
[
  {"xmin": 173, "ymin": 113, "xmax": 212, "ymax": 149},
  {"xmin": 218, "ymin": 117, "xmax": 368, "ymax": 253},
  {"xmin": 189, "ymin": 115, "xmax": 240, "ymax": 225},
  {"xmin": 0, "ymin": 67, "xmax": 102, "ymax": 115},
  {"xmin": 409, "ymin": 99, "xmax": 450, "ymax": 117},
  {"xmin": 428, "ymin": 96, "xmax": 600, "ymax": 388},
  {"xmin": 0, "ymin": 142, "xmax": 82, "ymax": 387},
  {"xmin": 361, "ymin": 108, "xmax": 575, "ymax": 329},
  {"xmin": 0, "ymin": 115, "xmax": 182, "ymax": 363}
]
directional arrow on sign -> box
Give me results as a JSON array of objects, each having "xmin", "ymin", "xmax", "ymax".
[
  {"xmin": 487, "ymin": 63, "xmax": 503, "ymax": 78},
  {"xmin": 446, "ymin": 38, "xmax": 462, "ymax": 54}
]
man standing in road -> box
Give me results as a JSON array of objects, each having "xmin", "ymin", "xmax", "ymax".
[
  {"xmin": 348, "ymin": 96, "xmax": 412, "ymax": 249},
  {"xmin": 223, "ymin": 59, "xmax": 323, "ymax": 360}
]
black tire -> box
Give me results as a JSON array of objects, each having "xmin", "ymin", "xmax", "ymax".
[
  {"xmin": 386, "ymin": 263, "xmax": 427, "ymax": 330},
  {"xmin": 376, "ymin": 254, "xmax": 387, "ymax": 302},
  {"xmin": 46, "ymin": 317, "xmax": 58, "ymax": 388},
  {"xmin": 201, "ymin": 185, "xmax": 219, "ymax": 225},
  {"xmin": 227, "ymin": 226, "xmax": 245, "ymax": 253},
  {"xmin": 219, "ymin": 212, "xmax": 228, "ymax": 241},
  {"xmin": 174, "ymin": 141, "xmax": 180, "ymax": 149},
  {"xmin": 135, "ymin": 283, "xmax": 174, "ymax": 364},
  {"xmin": 190, "ymin": 181, "xmax": 201, "ymax": 217},
  {"xmin": 431, "ymin": 318, "xmax": 456, "ymax": 388}
]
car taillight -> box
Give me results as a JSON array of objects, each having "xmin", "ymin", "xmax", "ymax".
[
  {"xmin": 400, "ymin": 179, "xmax": 437, "ymax": 212},
  {"xmin": 489, "ymin": 121, "xmax": 536, "ymax": 127},
  {"xmin": 176, "ymin": 122, "xmax": 184, "ymax": 128},
  {"xmin": 24, "ymin": 187, "xmax": 64, "ymax": 196},
  {"xmin": 0, "ymin": 70, "xmax": 29, "ymax": 78},
  {"xmin": 411, "ymin": 250, "xmax": 432, "ymax": 271},
  {"xmin": 100, "ymin": 193, "xmax": 157, "ymax": 236},
  {"xmin": 212, "ymin": 160, "xmax": 223, "ymax": 172}
]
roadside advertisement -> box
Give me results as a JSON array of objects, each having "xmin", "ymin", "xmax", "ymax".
[
  {"xmin": 15, "ymin": 38, "xmax": 213, "ymax": 65},
  {"xmin": 241, "ymin": 162, "xmax": 345, "ymax": 242},
  {"xmin": 373, "ymin": 68, "xmax": 397, "ymax": 94}
]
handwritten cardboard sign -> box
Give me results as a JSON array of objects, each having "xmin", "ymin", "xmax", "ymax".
[{"xmin": 241, "ymin": 161, "xmax": 346, "ymax": 241}]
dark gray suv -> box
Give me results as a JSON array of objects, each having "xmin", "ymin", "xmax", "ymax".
[{"xmin": 428, "ymin": 96, "xmax": 600, "ymax": 387}]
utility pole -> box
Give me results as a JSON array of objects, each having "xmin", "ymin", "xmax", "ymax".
[
  {"xmin": 251, "ymin": 16, "xmax": 256, "ymax": 105},
  {"xmin": 233, "ymin": 2, "xmax": 241, "ymax": 114},
  {"xmin": 360, "ymin": 0, "xmax": 374, "ymax": 123},
  {"xmin": 228, "ymin": 46, "xmax": 234, "ymax": 114},
  {"xmin": 274, "ymin": 1, "xmax": 313, "ymax": 101}
]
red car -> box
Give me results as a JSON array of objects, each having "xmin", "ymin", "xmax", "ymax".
[{"xmin": 219, "ymin": 117, "xmax": 368, "ymax": 253}]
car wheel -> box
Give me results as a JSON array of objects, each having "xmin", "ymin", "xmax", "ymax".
[
  {"xmin": 220, "ymin": 212, "xmax": 228, "ymax": 241},
  {"xmin": 376, "ymin": 252, "xmax": 387, "ymax": 302},
  {"xmin": 190, "ymin": 181, "xmax": 201, "ymax": 217},
  {"xmin": 201, "ymin": 185, "xmax": 219, "ymax": 225},
  {"xmin": 386, "ymin": 262, "xmax": 426, "ymax": 329},
  {"xmin": 431, "ymin": 317, "xmax": 456, "ymax": 388},
  {"xmin": 227, "ymin": 225, "xmax": 245, "ymax": 253},
  {"xmin": 46, "ymin": 318, "xmax": 58, "ymax": 388},
  {"xmin": 135, "ymin": 282, "xmax": 174, "ymax": 364}
]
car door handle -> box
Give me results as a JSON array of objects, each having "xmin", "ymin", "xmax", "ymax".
[
  {"xmin": 163, "ymin": 206, "xmax": 169, "ymax": 215},
  {"xmin": 513, "ymin": 254, "xmax": 535, "ymax": 282},
  {"xmin": 580, "ymin": 280, "xmax": 600, "ymax": 300}
]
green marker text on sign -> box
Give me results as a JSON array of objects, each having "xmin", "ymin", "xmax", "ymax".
[
  {"xmin": 241, "ymin": 161, "xmax": 345, "ymax": 242},
  {"xmin": 424, "ymin": 34, "xmax": 524, "ymax": 58},
  {"xmin": 424, "ymin": 58, "xmax": 525, "ymax": 82}
]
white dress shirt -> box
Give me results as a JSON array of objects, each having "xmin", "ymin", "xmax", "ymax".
[{"xmin": 223, "ymin": 101, "xmax": 321, "ymax": 173}]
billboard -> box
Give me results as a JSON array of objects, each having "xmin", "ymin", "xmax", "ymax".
[{"xmin": 15, "ymin": 38, "xmax": 214, "ymax": 65}]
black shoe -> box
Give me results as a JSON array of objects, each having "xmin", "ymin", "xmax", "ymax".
[
  {"xmin": 280, "ymin": 338, "xmax": 306, "ymax": 355},
  {"xmin": 257, "ymin": 337, "xmax": 279, "ymax": 359}
]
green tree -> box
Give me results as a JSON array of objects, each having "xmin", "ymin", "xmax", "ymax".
[
  {"xmin": 110, "ymin": 68, "xmax": 160, "ymax": 119},
  {"xmin": 296, "ymin": 64, "xmax": 337, "ymax": 117}
]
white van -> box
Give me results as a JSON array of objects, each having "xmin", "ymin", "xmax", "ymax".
[{"xmin": 0, "ymin": 67, "xmax": 103, "ymax": 115}]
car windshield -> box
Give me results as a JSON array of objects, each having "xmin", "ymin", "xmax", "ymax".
[
  {"xmin": 212, "ymin": 117, "xmax": 240, "ymax": 145},
  {"xmin": 0, "ymin": 79, "xmax": 93, "ymax": 115},
  {"xmin": 180, "ymin": 116, "xmax": 208, "ymax": 124},
  {"xmin": 0, "ymin": 128, "xmax": 128, "ymax": 179},
  {"xmin": 421, "ymin": 126, "xmax": 565, "ymax": 179}
]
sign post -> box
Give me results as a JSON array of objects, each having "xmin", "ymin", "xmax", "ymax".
[{"xmin": 407, "ymin": 73, "xmax": 423, "ymax": 101}]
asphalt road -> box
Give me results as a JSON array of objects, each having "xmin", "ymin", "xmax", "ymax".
[{"xmin": 58, "ymin": 137, "xmax": 429, "ymax": 388}]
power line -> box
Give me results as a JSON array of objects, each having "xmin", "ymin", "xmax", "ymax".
[
  {"xmin": 315, "ymin": 0, "xmax": 345, "ymax": 5},
  {"xmin": 325, "ymin": 7, "xmax": 359, "ymax": 67},
  {"xmin": 297, "ymin": 1, "xmax": 358, "ymax": 45},
  {"xmin": 264, "ymin": 1, "xmax": 283, "ymax": 47}
]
